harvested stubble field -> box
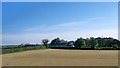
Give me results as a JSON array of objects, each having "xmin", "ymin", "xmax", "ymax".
[{"xmin": 2, "ymin": 49, "xmax": 118, "ymax": 66}]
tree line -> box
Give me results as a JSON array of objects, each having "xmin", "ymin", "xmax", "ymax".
[
  {"xmin": 74, "ymin": 37, "xmax": 120, "ymax": 49},
  {"xmin": 43, "ymin": 37, "xmax": 120, "ymax": 50}
]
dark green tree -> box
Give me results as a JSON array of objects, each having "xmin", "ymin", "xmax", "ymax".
[
  {"xmin": 50, "ymin": 38, "xmax": 61, "ymax": 45},
  {"xmin": 42, "ymin": 39, "xmax": 49, "ymax": 48},
  {"xmin": 89, "ymin": 37, "xmax": 97, "ymax": 49},
  {"xmin": 75, "ymin": 37, "xmax": 86, "ymax": 48}
]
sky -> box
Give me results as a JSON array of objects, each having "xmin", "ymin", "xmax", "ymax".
[{"xmin": 2, "ymin": 2, "xmax": 118, "ymax": 45}]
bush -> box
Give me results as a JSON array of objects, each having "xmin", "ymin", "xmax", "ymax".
[{"xmin": 112, "ymin": 45, "xmax": 118, "ymax": 49}]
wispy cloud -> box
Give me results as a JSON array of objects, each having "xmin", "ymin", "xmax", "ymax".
[
  {"xmin": 3, "ymin": 28, "xmax": 118, "ymax": 45},
  {"xmin": 3, "ymin": 17, "xmax": 118, "ymax": 45},
  {"xmin": 24, "ymin": 17, "xmax": 109, "ymax": 33}
]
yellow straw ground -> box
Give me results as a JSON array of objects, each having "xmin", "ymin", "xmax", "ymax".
[{"xmin": 2, "ymin": 49, "xmax": 118, "ymax": 66}]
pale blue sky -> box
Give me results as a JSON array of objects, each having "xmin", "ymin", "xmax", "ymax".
[{"xmin": 2, "ymin": 2, "xmax": 118, "ymax": 45}]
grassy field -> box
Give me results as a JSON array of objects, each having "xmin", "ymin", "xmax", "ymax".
[
  {"xmin": 2, "ymin": 49, "xmax": 118, "ymax": 66},
  {"xmin": 2, "ymin": 46, "xmax": 47, "ymax": 54}
]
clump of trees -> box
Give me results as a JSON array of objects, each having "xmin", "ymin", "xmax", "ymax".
[
  {"xmin": 50, "ymin": 38, "xmax": 67, "ymax": 45},
  {"xmin": 50, "ymin": 37, "xmax": 120, "ymax": 50},
  {"xmin": 75, "ymin": 37, "xmax": 120, "ymax": 49}
]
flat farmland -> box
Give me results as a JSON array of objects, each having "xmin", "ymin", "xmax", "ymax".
[{"xmin": 2, "ymin": 49, "xmax": 118, "ymax": 66}]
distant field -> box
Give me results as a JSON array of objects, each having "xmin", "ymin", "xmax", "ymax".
[{"xmin": 2, "ymin": 49, "xmax": 118, "ymax": 66}]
